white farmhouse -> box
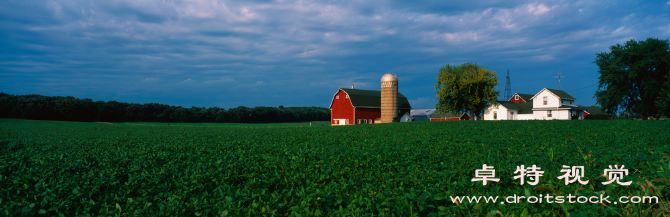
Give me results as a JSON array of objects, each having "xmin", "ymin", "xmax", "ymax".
[
  {"xmin": 483, "ymin": 88, "xmax": 585, "ymax": 120},
  {"xmin": 483, "ymin": 101, "xmax": 534, "ymax": 120},
  {"xmin": 530, "ymin": 88, "xmax": 584, "ymax": 120}
]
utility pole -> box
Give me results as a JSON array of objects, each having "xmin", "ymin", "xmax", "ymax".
[
  {"xmin": 504, "ymin": 70, "xmax": 511, "ymax": 100},
  {"xmin": 554, "ymin": 72, "xmax": 565, "ymax": 90}
]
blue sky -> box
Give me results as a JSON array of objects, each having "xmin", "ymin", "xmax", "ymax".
[{"xmin": 2, "ymin": 0, "xmax": 670, "ymax": 109}]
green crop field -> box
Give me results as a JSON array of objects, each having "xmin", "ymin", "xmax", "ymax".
[{"xmin": 1, "ymin": 118, "xmax": 669, "ymax": 216}]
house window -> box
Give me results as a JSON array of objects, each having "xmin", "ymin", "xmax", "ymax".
[
  {"xmin": 515, "ymin": 95, "xmax": 519, "ymax": 100},
  {"xmin": 346, "ymin": 119, "xmax": 349, "ymax": 124},
  {"xmin": 336, "ymin": 96, "xmax": 339, "ymax": 99},
  {"xmin": 346, "ymin": 95, "xmax": 349, "ymax": 98},
  {"xmin": 369, "ymin": 119, "xmax": 372, "ymax": 124},
  {"xmin": 358, "ymin": 119, "xmax": 367, "ymax": 124},
  {"xmin": 543, "ymin": 96, "xmax": 548, "ymax": 105},
  {"xmin": 570, "ymin": 101, "xmax": 573, "ymax": 105},
  {"xmin": 493, "ymin": 111, "xmax": 497, "ymax": 120},
  {"xmin": 547, "ymin": 110, "xmax": 552, "ymax": 118}
]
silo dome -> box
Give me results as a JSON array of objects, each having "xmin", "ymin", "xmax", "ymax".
[{"xmin": 381, "ymin": 73, "xmax": 398, "ymax": 82}]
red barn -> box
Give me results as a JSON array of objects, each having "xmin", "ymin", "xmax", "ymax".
[
  {"xmin": 329, "ymin": 88, "xmax": 411, "ymax": 125},
  {"xmin": 508, "ymin": 93, "xmax": 534, "ymax": 103}
]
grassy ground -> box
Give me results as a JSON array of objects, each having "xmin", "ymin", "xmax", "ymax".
[{"xmin": 1, "ymin": 118, "xmax": 669, "ymax": 216}]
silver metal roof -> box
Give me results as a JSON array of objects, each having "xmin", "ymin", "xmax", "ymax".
[
  {"xmin": 410, "ymin": 109, "xmax": 436, "ymax": 117},
  {"xmin": 381, "ymin": 73, "xmax": 398, "ymax": 82}
]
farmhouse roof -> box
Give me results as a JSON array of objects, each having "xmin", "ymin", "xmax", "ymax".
[
  {"xmin": 497, "ymin": 101, "xmax": 521, "ymax": 110},
  {"xmin": 517, "ymin": 102, "xmax": 534, "ymax": 114},
  {"xmin": 547, "ymin": 89, "xmax": 576, "ymax": 100},
  {"xmin": 530, "ymin": 88, "xmax": 576, "ymax": 100},
  {"xmin": 336, "ymin": 88, "xmax": 412, "ymax": 109},
  {"xmin": 495, "ymin": 101, "xmax": 534, "ymax": 114}
]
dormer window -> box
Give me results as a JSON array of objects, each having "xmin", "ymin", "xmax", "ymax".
[{"xmin": 543, "ymin": 96, "xmax": 548, "ymax": 105}]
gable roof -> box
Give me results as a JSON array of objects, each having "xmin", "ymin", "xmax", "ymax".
[
  {"xmin": 546, "ymin": 89, "xmax": 576, "ymax": 100},
  {"xmin": 509, "ymin": 93, "xmax": 534, "ymax": 102},
  {"xmin": 497, "ymin": 101, "xmax": 521, "ymax": 110},
  {"xmin": 529, "ymin": 88, "xmax": 576, "ymax": 101},
  {"xmin": 331, "ymin": 88, "xmax": 412, "ymax": 109},
  {"xmin": 429, "ymin": 111, "xmax": 467, "ymax": 119},
  {"xmin": 495, "ymin": 101, "xmax": 533, "ymax": 114}
]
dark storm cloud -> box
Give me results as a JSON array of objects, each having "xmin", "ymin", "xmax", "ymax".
[{"xmin": 2, "ymin": 0, "xmax": 670, "ymax": 109}]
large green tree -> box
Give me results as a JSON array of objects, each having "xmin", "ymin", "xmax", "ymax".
[
  {"xmin": 657, "ymin": 74, "xmax": 670, "ymax": 117},
  {"xmin": 435, "ymin": 63, "xmax": 499, "ymax": 120},
  {"xmin": 594, "ymin": 38, "xmax": 670, "ymax": 120}
]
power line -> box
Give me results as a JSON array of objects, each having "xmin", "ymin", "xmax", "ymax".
[{"xmin": 566, "ymin": 82, "xmax": 599, "ymax": 93}]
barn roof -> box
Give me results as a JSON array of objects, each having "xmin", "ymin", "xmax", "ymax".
[{"xmin": 334, "ymin": 88, "xmax": 412, "ymax": 109}]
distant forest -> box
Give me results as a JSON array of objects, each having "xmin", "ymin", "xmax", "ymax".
[{"xmin": 0, "ymin": 93, "xmax": 330, "ymax": 123}]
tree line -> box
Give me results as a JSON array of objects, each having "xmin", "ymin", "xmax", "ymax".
[{"xmin": 0, "ymin": 93, "xmax": 330, "ymax": 123}]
